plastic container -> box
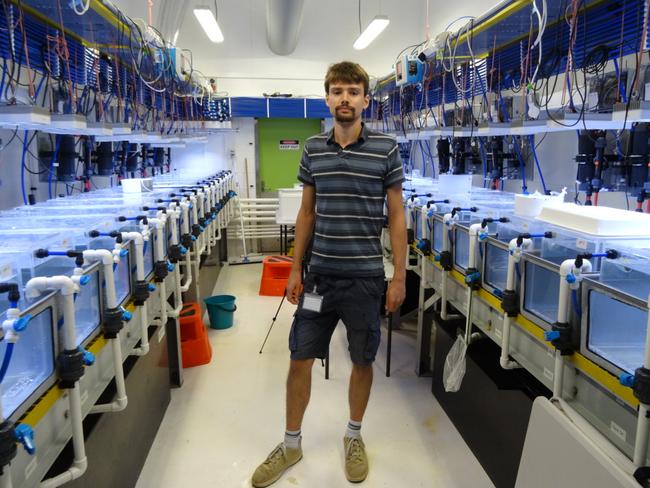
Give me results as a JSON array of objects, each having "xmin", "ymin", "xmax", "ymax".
[
  {"xmin": 581, "ymin": 248, "xmax": 650, "ymax": 375},
  {"xmin": 204, "ymin": 295, "xmax": 237, "ymax": 329}
]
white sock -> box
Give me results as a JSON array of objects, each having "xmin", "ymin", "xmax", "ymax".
[
  {"xmin": 345, "ymin": 420, "xmax": 362, "ymax": 440},
  {"xmin": 284, "ymin": 429, "xmax": 301, "ymax": 449}
]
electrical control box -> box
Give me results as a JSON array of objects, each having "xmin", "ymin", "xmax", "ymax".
[{"xmin": 395, "ymin": 54, "xmax": 424, "ymax": 87}]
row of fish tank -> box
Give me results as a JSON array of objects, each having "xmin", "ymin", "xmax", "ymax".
[
  {"xmin": 404, "ymin": 175, "xmax": 650, "ymax": 379},
  {"xmin": 0, "ymin": 171, "xmax": 235, "ymax": 421}
]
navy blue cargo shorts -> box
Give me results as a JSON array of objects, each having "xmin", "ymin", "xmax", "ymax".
[{"xmin": 288, "ymin": 273, "xmax": 385, "ymax": 366}]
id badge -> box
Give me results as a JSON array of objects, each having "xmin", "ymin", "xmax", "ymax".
[{"xmin": 302, "ymin": 292, "xmax": 323, "ymax": 313}]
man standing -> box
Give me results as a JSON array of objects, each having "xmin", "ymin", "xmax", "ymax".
[{"xmin": 252, "ymin": 61, "xmax": 407, "ymax": 487}]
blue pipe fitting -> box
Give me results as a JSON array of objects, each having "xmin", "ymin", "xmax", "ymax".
[
  {"xmin": 121, "ymin": 309, "xmax": 133, "ymax": 322},
  {"xmin": 167, "ymin": 262, "xmax": 175, "ymax": 272},
  {"xmin": 9, "ymin": 301, "xmax": 18, "ymax": 309},
  {"xmin": 180, "ymin": 246, "xmax": 188, "ymax": 255},
  {"xmin": 79, "ymin": 347, "xmax": 95, "ymax": 366},
  {"xmin": 13, "ymin": 314, "xmax": 31, "ymax": 332},
  {"xmin": 434, "ymin": 255, "xmax": 441, "ymax": 262},
  {"xmin": 464, "ymin": 272, "xmax": 481, "ymax": 284},
  {"xmin": 79, "ymin": 275, "xmax": 91, "ymax": 286},
  {"xmin": 544, "ymin": 331, "xmax": 561, "ymax": 341},
  {"xmin": 148, "ymin": 283, "xmax": 157, "ymax": 292},
  {"xmin": 566, "ymin": 273, "xmax": 577, "ymax": 284},
  {"xmin": 119, "ymin": 249, "xmax": 128, "ymax": 257},
  {"xmin": 15, "ymin": 424, "xmax": 35, "ymax": 455},
  {"xmin": 619, "ymin": 373, "xmax": 635, "ymax": 387}
]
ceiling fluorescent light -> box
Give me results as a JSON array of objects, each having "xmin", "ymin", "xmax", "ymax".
[
  {"xmin": 193, "ymin": 7, "xmax": 224, "ymax": 43},
  {"xmin": 353, "ymin": 15, "xmax": 389, "ymax": 50}
]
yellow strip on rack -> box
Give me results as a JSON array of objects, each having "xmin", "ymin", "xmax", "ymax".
[
  {"xmin": 19, "ymin": 385, "xmax": 62, "ymax": 427},
  {"xmin": 456, "ymin": 0, "xmax": 532, "ymax": 44}
]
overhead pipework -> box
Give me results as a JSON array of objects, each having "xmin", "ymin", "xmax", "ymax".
[{"xmin": 265, "ymin": 0, "xmax": 305, "ymax": 56}]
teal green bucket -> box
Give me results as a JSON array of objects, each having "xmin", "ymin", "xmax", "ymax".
[{"xmin": 204, "ymin": 295, "xmax": 237, "ymax": 329}]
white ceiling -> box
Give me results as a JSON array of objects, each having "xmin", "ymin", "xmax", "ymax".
[{"xmin": 109, "ymin": 0, "xmax": 495, "ymax": 96}]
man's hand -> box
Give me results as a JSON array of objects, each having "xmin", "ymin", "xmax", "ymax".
[
  {"xmin": 385, "ymin": 278, "xmax": 405, "ymax": 313},
  {"xmin": 286, "ymin": 268, "xmax": 304, "ymax": 305}
]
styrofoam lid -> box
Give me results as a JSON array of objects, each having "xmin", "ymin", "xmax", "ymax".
[{"xmin": 536, "ymin": 203, "xmax": 650, "ymax": 237}]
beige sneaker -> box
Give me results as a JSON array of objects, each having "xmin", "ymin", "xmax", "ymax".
[
  {"xmin": 252, "ymin": 442, "xmax": 303, "ymax": 488},
  {"xmin": 343, "ymin": 437, "xmax": 368, "ymax": 483}
]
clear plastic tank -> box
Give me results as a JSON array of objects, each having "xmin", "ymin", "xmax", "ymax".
[
  {"xmin": 0, "ymin": 233, "xmax": 102, "ymax": 347},
  {"xmin": 581, "ymin": 248, "xmax": 650, "ymax": 374}
]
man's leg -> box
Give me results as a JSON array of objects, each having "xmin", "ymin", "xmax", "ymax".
[
  {"xmin": 287, "ymin": 358, "xmax": 315, "ymax": 431},
  {"xmin": 349, "ymin": 363, "xmax": 373, "ymax": 423}
]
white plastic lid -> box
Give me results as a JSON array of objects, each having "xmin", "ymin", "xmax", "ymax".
[{"xmin": 536, "ymin": 203, "xmax": 650, "ymax": 237}]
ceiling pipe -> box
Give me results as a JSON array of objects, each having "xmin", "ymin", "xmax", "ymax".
[{"xmin": 266, "ymin": 0, "xmax": 305, "ymax": 55}]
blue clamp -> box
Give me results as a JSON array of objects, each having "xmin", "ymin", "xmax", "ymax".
[
  {"xmin": 121, "ymin": 308, "xmax": 133, "ymax": 322},
  {"xmin": 148, "ymin": 283, "xmax": 157, "ymax": 292},
  {"xmin": 15, "ymin": 424, "xmax": 35, "ymax": 455},
  {"xmin": 79, "ymin": 275, "xmax": 91, "ymax": 286},
  {"xmin": 566, "ymin": 273, "xmax": 577, "ymax": 284},
  {"xmin": 619, "ymin": 373, "xmax": 635, "ymax": 387},
  {"xmin": 167, "ymin": 262, "xmax": 175, "ymax": 272},
  {"xmin": 180, "ymin": 246, "xmax": 188, "ymax": 255},
  {"xmin": 544, "ymin": 331, "xmax": 561, "ymax": 341},
  {"xmin": 13, "ymin": 314, "xmax": 32, "ymax": 332},
  {"xmin": 465, "ymin": 272, "xmax": 481, "ymax": 284},
  {"xmin": 79, "ymin": 347, "xmax": 95, "ymax": 366},
  {"xmin": 119, "ymin": 249, "xmax": 128, "ymax": 257}
]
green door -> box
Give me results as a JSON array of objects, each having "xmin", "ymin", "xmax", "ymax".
[{"xmin": 258, "ymin": 118, "xmax": 322, "ymax": 193}]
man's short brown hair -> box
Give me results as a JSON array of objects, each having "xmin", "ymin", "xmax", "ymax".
[{"xmin": 324, "ymin": 62, "xmax": 370, "ymax": 96}]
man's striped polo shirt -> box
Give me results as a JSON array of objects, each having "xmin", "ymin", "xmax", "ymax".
[{"xmin": 297, "ymin": 123, "xmax": 405, "ymax": 277}]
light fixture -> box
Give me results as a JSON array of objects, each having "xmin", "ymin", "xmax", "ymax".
[
  {"xmin": 193, "ymin": 5, "xmax": 224, "ymax": 43},
  {"xmin": 353, "ymin": 15, "xmax": 389, "ymax": 50}
]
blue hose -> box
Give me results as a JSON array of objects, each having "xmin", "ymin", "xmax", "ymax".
[
  {"xmin": 528, "ymin": 135, "xmax": 548, "ymax": 194},
  {"xmin": 512, "ymin": 136, "xmax": 528, "ymax": 194},
  {"xmin": 0, "ymin": 342, "xmax": 15, "ymax": 384}
]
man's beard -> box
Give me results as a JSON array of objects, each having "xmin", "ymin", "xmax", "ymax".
[{"xmin": 334, "ymin": 106, "xmax": 356, "ymax": 122}]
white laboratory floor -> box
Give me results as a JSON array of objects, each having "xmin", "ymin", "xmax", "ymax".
[{"xmin": 135, "ymin": 263, "xmax": 494, "ymax": 488}]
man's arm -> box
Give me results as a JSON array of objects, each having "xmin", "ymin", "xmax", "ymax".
[
  {"xmin": 286, "ymin": 185, "xmax": 316, "ymax": 304},
  {"xmin": 385, "ymin": 184, "xmax": 407, "ymax": 312}
]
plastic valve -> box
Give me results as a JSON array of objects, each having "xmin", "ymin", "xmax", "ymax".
[
  {"xmin": 13, "ymin": 314, "xmax": 32, "ymax": 332},
  {"xmin": 167, "ymin": 262, "xmax": 175, "ymax": 272},
  {"xmin": 180, "ymin": 246, "xmax": 188, "ymax": 255},
  {"xmin": 566, "ymin": 273, "xmax": 577, "ymax": 284},
  {"xmin": 191, "ymin": 236, "xmax": 197, "ymax": 241},
  {"xmin": 619, "ymin": 373, "xmax": 635, "ymax": 387},
  {"xmin": 544, "ymin": 331, "xmax": 561, "ymax": 341},
  {"xmin": 464, "ymin": 272, "xmax": 481, "ymax": 284},
  {"xmin": 148, "ymin": 284, "xmax": 157, "ymax": 292},
  {"xmin": 80, "ymin": 348, "xmax": 95, "ymax": 366},
  {"xmin": 79, "ymin": 275, "xmax": 91, "ymax": 286},
  {"xmin": 121, "ymin": 309, "xmax": 133, "ymax": 322},
  {"xmin": 15, "ymin": 424, "xmax": 35, "ymax": 455}
]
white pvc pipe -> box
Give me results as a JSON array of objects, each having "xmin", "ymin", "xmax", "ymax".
[
  {"xmin": 441, "ymin": 213, "xmax": 454, "ymax": 320},
  {"xmin": 500, "ymin": 238, "xmax": 531, "ymax": 370},
  {"xmin": 25, "ymin": 278, "xmax": 87, "ymax": 488},
  {"xmin": 633, "ymin": 292, "xmax": 650, "ymax": 466},
  {"xmin": 83, "ymin": 250, "xmax": 128, "ymax": 414},
  {"xmin": 121, "ymin": 232, "xmax": 150, "ymax": 357},
  {"xmin": 237, "ymin": 197, "xmax": 248, "ymax": 257}
]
